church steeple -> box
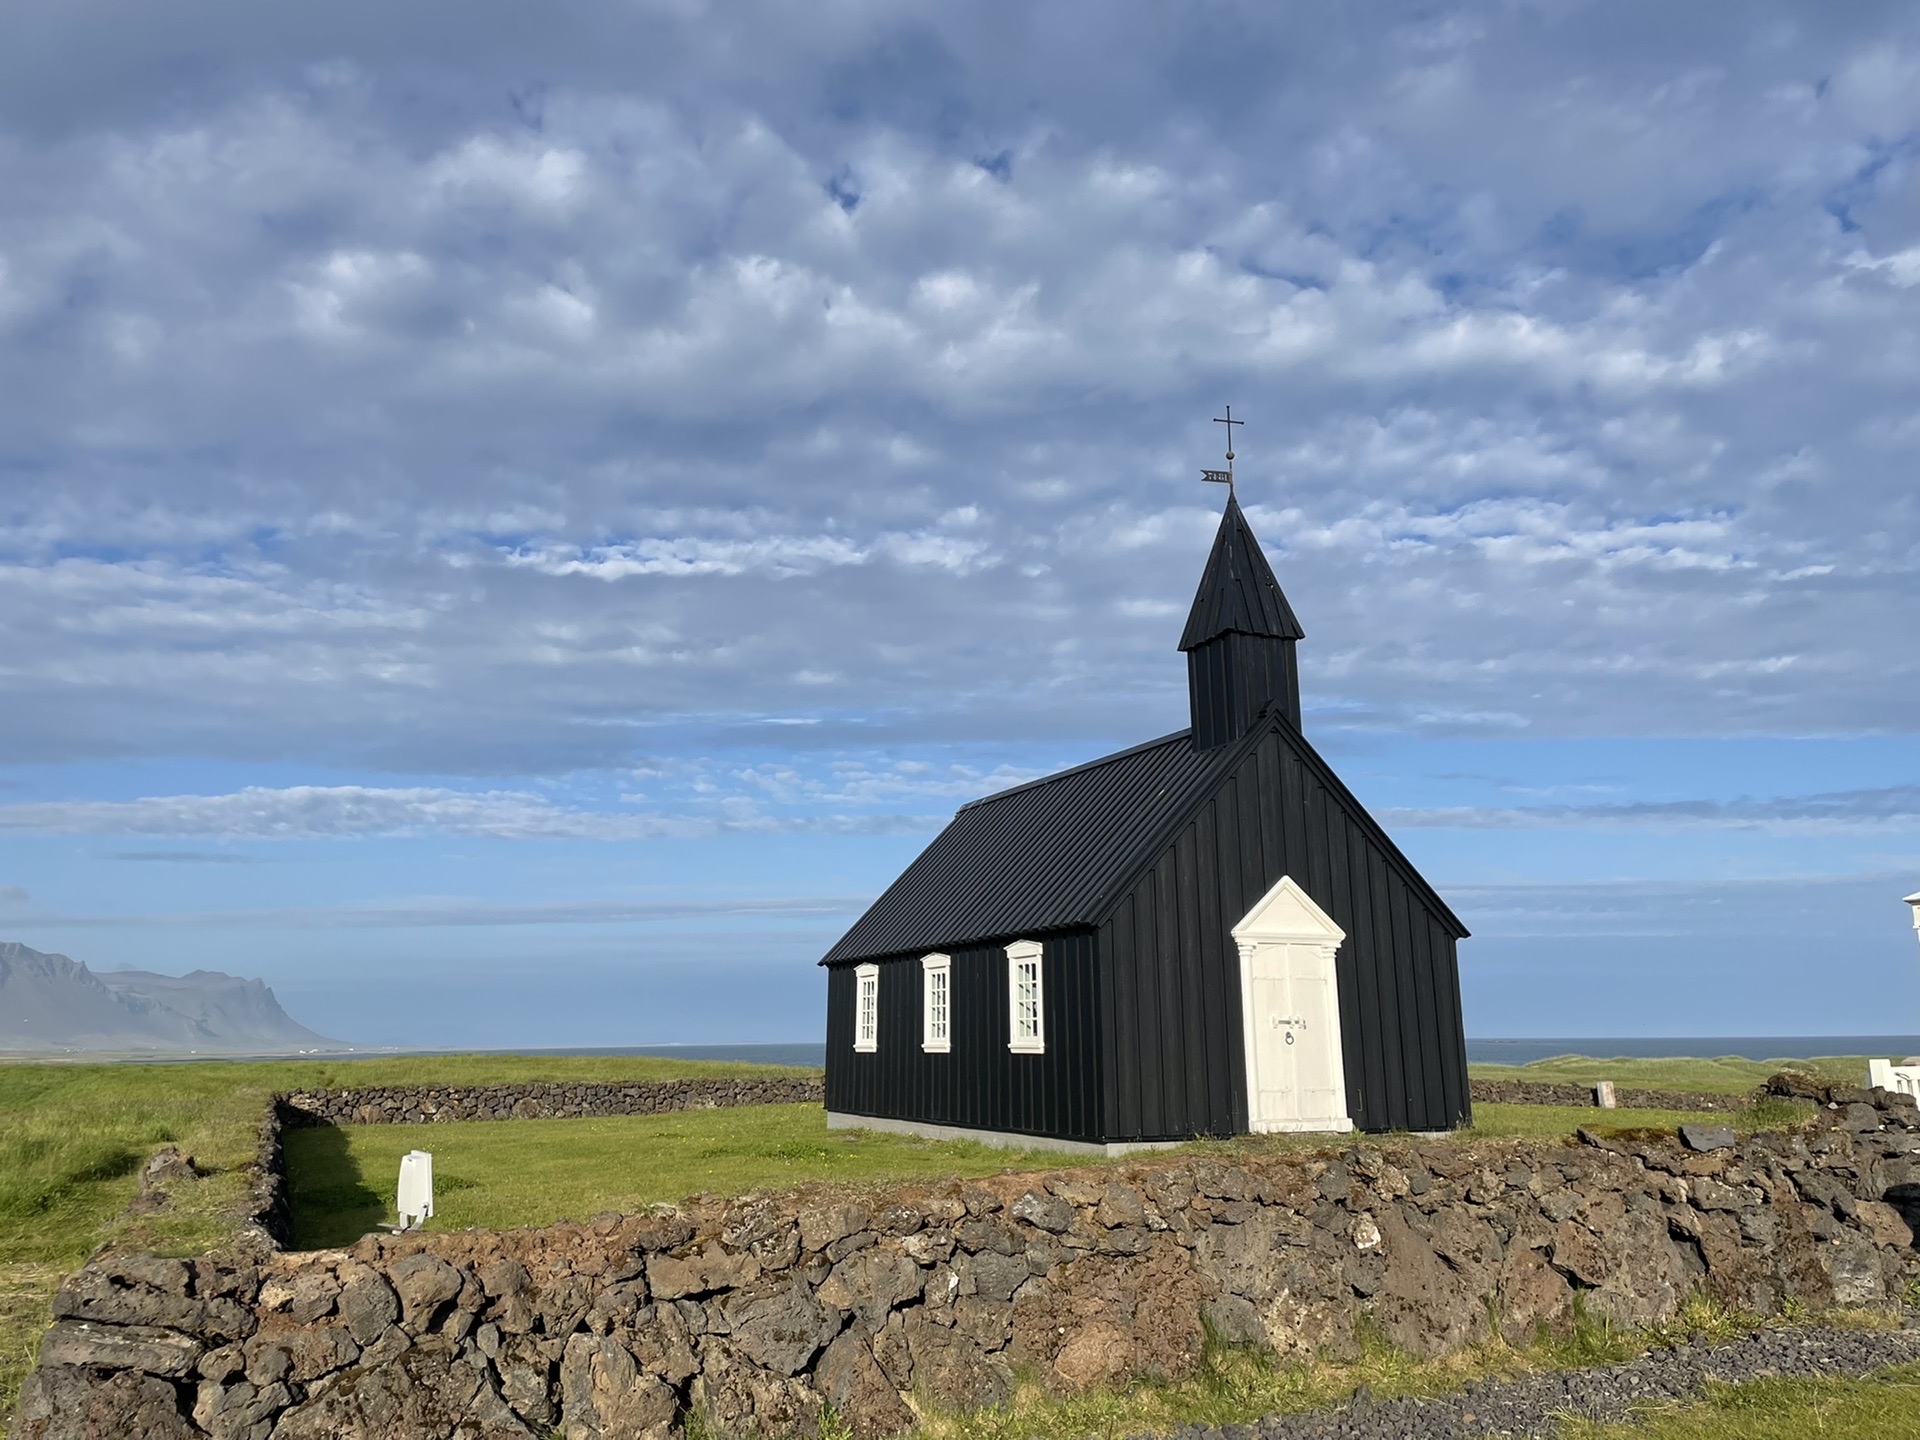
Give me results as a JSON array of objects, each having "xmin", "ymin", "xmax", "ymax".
[{"xmin": 1179, "ymin": 494, "xmax": 1305, "ymax": 748}]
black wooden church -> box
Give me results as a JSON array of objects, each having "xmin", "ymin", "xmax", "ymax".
[{"xmin": 820, "ymin": 490, "xmax": 1471, "ymax": 1151}]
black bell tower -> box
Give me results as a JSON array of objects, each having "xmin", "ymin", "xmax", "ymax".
[{"xmin": 1179, "ymin": 495, "xmax": 1305, "ymax": 749}]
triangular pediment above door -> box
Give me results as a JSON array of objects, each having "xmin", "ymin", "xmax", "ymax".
[{"xmin": 1231, "ymin": 874, "xmax": 1347, "ymax": 944}]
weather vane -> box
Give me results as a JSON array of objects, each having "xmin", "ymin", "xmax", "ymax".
[{"xmin": 1202, "ymin": 406, "xmax": 1242, "ymax": 498}]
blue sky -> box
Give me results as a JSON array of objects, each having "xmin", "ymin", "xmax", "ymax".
[{"xmin": 2, "ymin": 1, "xmax": 1918, "ymax": 1047}]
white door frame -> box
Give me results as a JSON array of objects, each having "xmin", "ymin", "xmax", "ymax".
[{"xmin": 1231, "ymin": 875, "xmax": 1353, "ymax": 1134}]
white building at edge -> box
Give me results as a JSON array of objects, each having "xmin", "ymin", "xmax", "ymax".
[{"xmin": 1868, "ymin": 891, "xmax": 1920, "ymax": 1100}]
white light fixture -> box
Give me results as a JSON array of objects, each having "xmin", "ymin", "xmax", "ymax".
[{"xmin": 1907, "ymin": 890, "xmax": 1920, "ymax": 949}]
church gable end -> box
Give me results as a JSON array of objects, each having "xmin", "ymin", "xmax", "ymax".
[{"xmin": 1094, "ymin": 713, "xmax": 1471, "ymax": 1141}]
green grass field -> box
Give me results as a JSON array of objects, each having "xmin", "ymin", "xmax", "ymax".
[
  {"xmin": 0, "ymin": 1053, "xmax": 815, "ymax": 1264},
  {"xmin": 283, "ymin": 1099, "xmax": 1774, "ymax": 1248},
  {"xmin": 286, "ymin": 1103, "xmax": 1115, "ymax": 1248},
  {"xmin": 0, "ymin": 1054, "xmax": 810, "ymax": 1434},
  {"xmin": 1468, "ymin": 1053, "xmax": 1871, "ymax": 1095}
]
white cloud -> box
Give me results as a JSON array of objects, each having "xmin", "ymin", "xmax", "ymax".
[
  {"xmin": 729, "ymin": 758, "xmax": 1041, "ymax": 806},
  {"xmin": 1449, "ymin": 870, "xmax": 1919, "ymax": 939},
  {"xmin": 30, "ymin": 893, "xmax": 869, "ymax": 929},
  {"xmin": 0, "ymin": 785, "xmax": 941, "ymax": 841},
  {"xmin": 0, "ymin": 6, "xmax": 1916, "ymax": 1049},
  {"xmin": 0, "ymin": 3, "xmax": 1912, "ymax": 773},
  {"xmin": 1846, "ymin": 244, "xmax": 1920, "ymax": 288},
  {"xmin": 428, "ymin": 136, "xmax": 590, "ymax": 218},
  {"xmin": 503, "ymin": 535, "xmax": 867, "ymax": 581},
  {"xmin": 1385, "ymin": 784, "xmax": 1920, "ymax": 834}
]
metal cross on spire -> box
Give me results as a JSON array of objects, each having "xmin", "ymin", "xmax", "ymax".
[{"xmin": 1202, "ymin": 405, "xmax": 1243, "ymax": 499}]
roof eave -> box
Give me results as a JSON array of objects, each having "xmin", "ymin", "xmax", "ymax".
[
  {"xmin": 1176, "ymin": 620, "xmax": 1303, "ymax": 653},
  {"xmin": 818, "ymin": 919, "xmax": 1098, "ymax": 968}
]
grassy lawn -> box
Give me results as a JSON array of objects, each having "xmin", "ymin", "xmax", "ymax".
[
  {"xmin": 287, "ymin": 1104, "xmax": 1116, "ymax": 1247},
  {"xmin": 0, "ymin": 1266, "xmax": 59, "ymax": 1440},
  {"xmin": 1468, "ymin": 1053, "xmax": 1871, "ymax": 1095},
  {"xmin": 1461, "ymin": 1099, "xmax": 1806, "ymax": 1141},
  {"xmin": 0, "ymin": 1054, "xmax": 814, "ymax": 1436},
  {"xmin": 0, "ymin": 1053, "xmax": 817, "ymax": 1264},
  {"xmin": 1560, "ymin": 1363, "xmax": 1920, "ymax": 1439},
  {"xmin": 285, "ymin": 1100, "xmax": 1763, "ymax": 1248}
]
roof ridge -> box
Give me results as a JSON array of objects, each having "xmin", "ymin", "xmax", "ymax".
[{"xmin": 954, "ymin": 729, "xmax": 1194, "ymax": 812}]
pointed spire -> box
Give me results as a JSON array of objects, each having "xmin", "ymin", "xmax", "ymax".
[{"xmin": 1178, "ymin": 495, "xmax": 1303, "ymax": 652}]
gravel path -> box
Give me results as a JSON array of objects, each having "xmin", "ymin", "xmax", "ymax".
[{"xmin": 1157, "ymin": 1325, "xmax": 1920, "ymax": 1440}]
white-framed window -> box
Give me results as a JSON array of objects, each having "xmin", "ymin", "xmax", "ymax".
[
  {"xmin": 853, "ymin": 963, "xmax": 879, "ymax": 1053},
  {"xmin": 921, "ymin": 953, "xmax": 951, "ymax": 1053},
  {"xmin": 1006, "ymin": 939, "xmax": 1044, "ymax": 1054}
]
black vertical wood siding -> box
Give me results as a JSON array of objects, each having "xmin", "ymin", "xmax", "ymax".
[
  {"xmin": 1097, "ymin": 725, "xmax": 1471, "ymax": 1139},
  {"xmin": 823, "ymin": 932, "xmax": 1104, "ymax": 1144},
  {"xmin": 1187, "ymin": 633, "xmax": 1301, "ymax": 747}
]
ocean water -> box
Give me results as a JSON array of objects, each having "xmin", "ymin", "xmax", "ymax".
[
  {"xmin": 28, "ymin": 1037, "xmax": 1920, "ymax": 1068},
  {"xmin": 320, "ymin": 1036, "xmax": 1920, "ymax": 1069}
]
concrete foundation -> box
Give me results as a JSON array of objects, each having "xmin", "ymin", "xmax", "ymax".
[{"xmin": 826, "ymin": 1111, "xmax": 1191, "ymax": 1156}]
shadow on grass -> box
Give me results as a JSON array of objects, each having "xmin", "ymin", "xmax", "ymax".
[{"xmin": 284, "ymin": 1125, "xmax": 385, "ymax": 1250}]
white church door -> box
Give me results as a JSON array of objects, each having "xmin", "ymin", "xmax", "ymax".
[{"xmin": 1232, "ymin": 876, "xmax": 1353, "ymax": 1134}]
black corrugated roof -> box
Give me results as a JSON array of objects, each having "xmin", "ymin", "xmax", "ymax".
[
  {"xmin": 819, "ymin": 730, "xmax": 1228, "ymax": 965},
  {"xmin": 1178, "ymin": 495, "xmax": 1304, "ymax": 650},
  {"xmin": 820, "ymin": 708, "xmax": 1467, "ymax": 965}
]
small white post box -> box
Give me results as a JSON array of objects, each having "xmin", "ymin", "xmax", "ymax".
[{"xmin": 397, "ymin": 1150, "xmax": 434, "ymax": 1231}]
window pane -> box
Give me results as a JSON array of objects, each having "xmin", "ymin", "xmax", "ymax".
[{"xmin": 927, "ymin": 967, "xmax": 948, "ymax": 1043}]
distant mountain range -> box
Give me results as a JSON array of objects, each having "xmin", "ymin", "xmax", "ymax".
[{"xmin": 0, "ymin": 942, "xmax": 345, "ymax": 1053}]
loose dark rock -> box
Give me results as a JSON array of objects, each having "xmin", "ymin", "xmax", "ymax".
[{"xmin": 1679, "ymin": 1122, "xmax": 1736, "ymax": 1152}]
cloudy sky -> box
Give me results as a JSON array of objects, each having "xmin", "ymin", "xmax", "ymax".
[{"xmin": 3, "ymin": 1, "xmax": 1918, "ymax": 1048}]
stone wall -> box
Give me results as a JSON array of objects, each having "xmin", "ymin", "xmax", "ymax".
[
  {"xmin": 15, "ymin": 1085, "xmax": 1920, "ymax": 1440},
  {"xmin": 247, "ymin": 1101, "xmax": 291, "ymax": 1254},
  {"xmin": 278, "ymin": 1075, "xmax": 825, "ymax": 1128},
  {"xmin": 1467, "ymin": 1077, "xmax": 1754, "ymax": 1112}
]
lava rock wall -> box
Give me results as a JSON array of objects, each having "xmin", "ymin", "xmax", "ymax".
[
  {"xmin": 1465, "ymin": 1077, "xmax": 1753, "ymax": 1112},
  {"xmin": 279, "ymin": 1076, "xmax": 826, "ymax": 1128},
  {"xmin": 14, "ymin": 1087, "xmax": 1920, "ymax": 1440}
]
